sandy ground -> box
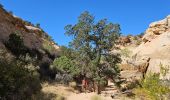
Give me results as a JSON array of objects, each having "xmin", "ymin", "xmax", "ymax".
[
  {"xmin": 67, "ymin": 92, "xmax": 116, "ymax": 100},
  {"xmin": 41, "ymin": 82, "xmax": 131, "ymax": 100}
]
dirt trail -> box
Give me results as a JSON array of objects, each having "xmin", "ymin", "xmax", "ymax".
[
  {"xmin": 41, "ymin": 82, "xmax": 131, "ymax": 100},
  {"xmin": 67, "ymin": 92, "xmax": 113, "ymax": 100}
]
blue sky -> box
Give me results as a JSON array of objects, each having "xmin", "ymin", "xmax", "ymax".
[{"xmin": 0, "ymin": 0, "xmax": 170, "ymax": 46}]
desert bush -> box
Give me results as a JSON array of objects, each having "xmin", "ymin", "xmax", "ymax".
[
  {"xmin": 121, "ymin": 48, "xmax": 131, "ymax": 57},
  {"xmin": 52, "ymin": 56, "xmax": 80, "ymax": 77},
  {"xmin": 135, "ymin": 40, "xmax": 141, "ymax": 45},
  {"xmin": 69, "ymin": 81, "xmax": 77, "ymax": 89},
  {"xmin": 0, "ymin": 3, "xmax": 3, "ymax": 8},
  {"xmin": 55, "ymin": 73, "xmax": 73, "ymax": 84},
  {"xmin": 43, "ymin": 41, "xmax": 56, "ymax": 53},
  {"xmin": 56, "ymin": 95, "xmax": 66, "ymax": 100},
  {"xmin": 91, "ymin": 95, "xmax": 102, "ymax": 100},
  {"xmin": 5, "ymin": 32, "xmax": 28, "ymax": 57},
  {"xmin": 0, "ymin": 58, "xmax": 41, "ymax": 100},
  {"xmin": 160, "ymin": 63, "xmax": 170, "ymax": 77},
  {"xmin": 133, "ymin": 73, "xmax": 170, "ymax": 100}
]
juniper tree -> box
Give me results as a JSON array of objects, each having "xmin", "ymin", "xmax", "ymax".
[{"xmin": 65, "ymin": 11, "xmax": 121, "ymax": 93}]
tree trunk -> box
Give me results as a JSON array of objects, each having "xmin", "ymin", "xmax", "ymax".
[
  {"xmin": 97, "ymin": 84, "xmax": 101, "ymax": 94},
  {"xmin": 94, "ymin": 81, "xmax": 101, "ymax": 94}
]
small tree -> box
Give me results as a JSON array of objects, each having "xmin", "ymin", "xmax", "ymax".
[
  {"xmin": 35, "ymin": 23, "xmax": 40, "ymax": 28},
  {"xmin": 52, "ymin": 56, "xmax": 80, "ymax": 83},
  {"xmin": 65, "ymin": 11, "xmax": 121, "ymax": 93},
  {"xmin": 0, "ymin": 57, "xmax": 41, "ymax": 100},
  {"xmin": 5, "ymin": 32, "xmax": 28, "ymax": 57},
  {"xmin": 0, "ymin": 3, "xmax": 4, "ymax": 8}
]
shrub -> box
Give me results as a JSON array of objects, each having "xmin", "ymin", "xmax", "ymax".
[
  {"xmin": 56, "ymin": 95, "xmax": 65, "ymax": 100},
  {"xmin": 0, "ymin": 3, "xmax": 3, "ymax": 8},
  {"xmin": 160, "ymin": 63, "xmax": 170, "ymax": 77},
  {"xmin": 35, "ymin": 23, "xmax": 40, "ymax": 28},
  {"xmin": 135, "ymin": 40, "xmax": 141, "ymax": 45},
  {"xmin": 54, "ymin": 73, "xmax": 73, "ymax": 84},
  {"xmin": 52, "ymin": 56, "xmax": 80, "ymax": 77},
  {"xmin": 5, "ymin": 33, "xmax": 28, "ymax": 57},
  {"xmin": 69, "ymin": 81, "xmax": 77, "ymax": 89},
  {"xmin": 91, "ymin": 95, "xmax": 102, "ymax": 100},
  {"xmin": 121, "ymin": 48, "xmax": 131, "ymax": 57},
  {"xmin": 133, "ymin": 73, "xmax": 170, "ymax": 100},
  {"xmin": 0, "ymin": 58, "xmax": 41, "ymax": 100},
  {"xmin": 42, "ymin": 41, "xmax": 56, "ymax": 53}
]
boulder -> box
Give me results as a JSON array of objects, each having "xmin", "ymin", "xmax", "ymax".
[
  {"xmin": 142, "ymin": 16, "xmax": 168, "ymax": 42},
  {"xmin": 120, "ymin": 70, "xmax": 143, "ymax": 80},
  {"xmin": 167, "ymin": 15, "xmax": 170, "ymax": 28},
  {"xmin": 132, "ymin": 15, "xmax": 170, "ymax": 80}
]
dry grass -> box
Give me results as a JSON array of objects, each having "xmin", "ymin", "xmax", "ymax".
[
  {"xmin": 91, "ymin": 95, "xmax": 102, "ymax": 100},
  {"xmin": 41, "ymin": 82, "xmax": 76, "ymax": 97}
]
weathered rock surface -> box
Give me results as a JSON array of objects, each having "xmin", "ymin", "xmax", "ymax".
[
  {"xmin": 118, "ymin": 15, "xmax": 170, "ymax": 83},
  {"xmin": 132, "ymin": 15, "xmax": 170, "ymax": 80},
  {"xmin": 120, "ymin": 70, "xmax": 143, "ymax": 80}
]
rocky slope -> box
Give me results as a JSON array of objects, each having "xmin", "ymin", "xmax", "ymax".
[
  {"xmin": 0, "ymin": 6, "xmax": 59, "ymax": 52},
  {"xmin": 120, "ymin": 15, "xmax": 170, "ymax": 81},
  {"xmin": 0, "ymin": 6, "xmax": 60, "ymax": 79},
  {"xmin": 133, "ymin": 15, "xmax": 170, "ymax": 79}
]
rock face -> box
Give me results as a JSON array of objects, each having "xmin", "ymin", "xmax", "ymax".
[
  {"xmin": 0, "ymin": 7, "xmax": 59, "ymax": 55},
  {"xmin": 0, "ymin": 6, "xmax": 60, "ymax": 79},
  {"xmin": 133, "ymin": 15, "xmax": 170, "ymax": 80}
]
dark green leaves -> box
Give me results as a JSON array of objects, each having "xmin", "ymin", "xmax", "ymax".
[
  {"xmin": 64, "ymin": 11, "xmax": 121, "ymax": 85},
  {"xmin": 52, "ymin": 56, "xmax": 80, "ymax": 77}
]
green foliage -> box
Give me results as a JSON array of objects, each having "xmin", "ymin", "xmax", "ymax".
[
  {"xmin": 134, "ymin": 73, "xmax": 170, "ymax": 100},
  {"xmin": 69, "ymin": 81, "xmax": 77, "ymax": 89},
  {"xmin": 65, "ymin": 11, "xmax": 121, "ymax": 93},
  {"xmin": 9, "ymin": 11, "xmax": 13, "ymax": 15},
  {"xmin": 121, "ymin": 48, "xmax": 131, "ymax": 57},
  {"xmin": 5, "ymin": 32, "xmax": 28, "ymax": 57},
  {"xmin": 42, "ymin": 41, "xmax": 56, "ymax": 53},
  {"xmin": 0, "ymin": 58, "xmax": 41, "ymax": 100},
  {"xmin": 160, "ymin": 63, "xmax": 170, "ymax": 77},
  {"xmin": 59, "ymin": 46, "xmax": 77, "ymax": 59},
  {"xmin": 91, "ymin": 95, "xmax": 102, "ymax": 100},
  {"xmin": 0, "ymin": 3, "xmax": 3, "ymax": 8},
  {"xmin": 52, "ymin": 56, "xmax": 80, "ymax": 77},
  {"xmin": 136, "ymin": 40, "xmax": 141, "ymax": 45},
  {"xmin": 138, "ymin": 32, "xmax": 145, "ymax": 37},
  {"xmin": 35, "ymin": 23, "xmax": 40, "ymax": 28}
]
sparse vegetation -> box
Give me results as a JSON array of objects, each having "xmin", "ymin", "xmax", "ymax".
[
  {"xmin": 0, "ymin": 54, "xmax": 41, "ymax": 100},
  {"xmin": 160, "ymin": 63, "xmax": 170, "ymax": 77},
  {"xmin": 43, "ymin": 40, "xmax": 56, "ymax": 53},
  {"xmin": 5, "ymin": 32, "xmax": 28, "ymax": 57},
  {"xmin": 35, "ymin": 23, "xmax": 41, "ymax": 28},
  {"xmin": 1, "ymin": 2, "xmax": 170, "ymax": 100},
  {"xmin": 52, "ymin": 56, "xmax": 80, "ymax": 78},
  {"xmin": 121, "ymin": 48, "xmax": 131, "ymax": 57},
  {"xmin": 65, "ymin": 11, "xmax": 121, "ymax": 94},
  {"xmin": 133, "ymin": 73, "xmax": 170, "ymax": 100},
  {"xmin": 91, "ymin": 95, "xmax": 102, "ymax": 100},
  {"xmin": 138, "ymin": 32, "xmax": 145, "ymax": 37},
  {"xmin": 0, "ymin": 3, "xmax": 3, "ymax": 8}
]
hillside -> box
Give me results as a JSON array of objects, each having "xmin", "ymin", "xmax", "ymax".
[
  {"xmin": 0, "ymin": 5, "xmax": 60, "ymax": 77},
  {"xmin": 0, "ymin": 5, "xmax": 61, "ymax": 99},
  {"xmin": 119, "ymin": 15, "xmax": 170, "ymax": 87},
  {"xmin": 0, "ymin": 3, "xmax": 170, "ymax": 100}
]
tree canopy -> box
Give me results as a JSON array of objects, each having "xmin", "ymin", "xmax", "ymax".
[{"xmin": 65, "ymin": 11, "xmax": 121, "ymax": 93}]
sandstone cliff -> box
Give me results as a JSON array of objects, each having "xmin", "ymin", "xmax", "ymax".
[
  {"xmin": 121, "ymin": 16, "xmax": 170, "ymax": 79},
  {"xmin": 0, "ymin": 6, "xmax": 59, "ymax": 57},
  {"xmin": 0, "ymin": 6, "xmax": 60, "ymax": 79},
  {"xmin": 132, "ymin": 15, "xmax": 170, "ymax": 80}
]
